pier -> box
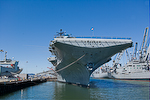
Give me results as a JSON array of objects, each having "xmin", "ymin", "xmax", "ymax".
[{"xmin": 0, "ymin": 78, "xmax": 47, "ymax": 95}]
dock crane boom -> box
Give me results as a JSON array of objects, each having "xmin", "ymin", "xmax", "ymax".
[
  {"xmin": 132, "ymin": 42, "xmax": 138, "ymax": 60},
  {"xmin": 144, "ymin": 27, "xmax": 149, "ymax": 49},
  {"xmin": 125, "ymin": 50, "xmax": 130, "ymax": 62},
  {"xmin": 141, "ymin": 27, "xmax": 148, "ymax": 52},
  {"xmin": 113, "ymin": 50, "xmax": 125, "ymax": 68},
  {"xmin": 139, "ymin": 27, "xmax": 149, "ymax": 62}
]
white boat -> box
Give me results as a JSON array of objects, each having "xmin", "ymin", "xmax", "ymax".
[
  {"xmin": 91, "ymin": 65, "xmax": 111, "ymax": 78},
  {"xmin": 0, "ymin": 51, "xmax": 23, "ymax": 77},
  {"xmin": 48, "ymin": 29, "xmax": 132, "ymax": 85}
]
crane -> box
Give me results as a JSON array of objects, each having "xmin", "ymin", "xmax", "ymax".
[
  {"xmin": 139, "ymin": 27, "xmax": 149, "ymax": 62},
  {"xmin": 125, "ymin": 50, "xmax": 130, "ymax": 62},
  {"xmin": 113, "ymin": 50, "xmax": 125, "ymax": 69},
  {"xmin": 132, "ymin": 42, "xmax": 138, "ymax": 60}
]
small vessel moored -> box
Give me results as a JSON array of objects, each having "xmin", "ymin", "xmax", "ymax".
[
  {"xmin": 91, "ymin": 64, "xmax": 111, "ymax": 78},
  {"xmin": 0, "ymin": 51, "xmax": 23, "ymax": 77}
]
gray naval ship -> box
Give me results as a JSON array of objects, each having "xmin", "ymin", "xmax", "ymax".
[
  {"xmin": 91, "ymin": 64, "xmax": 111, "ymax": 78},
  {"xmin": 48, "ymin": 29, "xmax": 133, "ymax": 85},
  {"xmin": 110, "ymin": 27, "xmax": 150, "ymax": 80},
  {"xmin": 0, "ymin": 50, "xmax": 23, "ymax": 77}
]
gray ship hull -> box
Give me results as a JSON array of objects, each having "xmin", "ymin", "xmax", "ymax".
[
  {"xmin": 54, "ymin": 41, "xmax": 132, "ymax": 85},
  {"xmin": 111, "ymin": 71, "xmax": 150, "ymax": 80},
  {"xmin": 48, "ymin": 30, "xmax": 132, "ymax": 85}
]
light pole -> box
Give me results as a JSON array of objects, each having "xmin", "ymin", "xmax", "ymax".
[
  {"xmin": 0, "ymin": 49, "xmax": 4, "ymax": 60},
  {"xmin": 26, "ymin": 61, "xmax": 28, "ymax": 74}
]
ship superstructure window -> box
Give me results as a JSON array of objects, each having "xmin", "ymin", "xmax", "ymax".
[
  {"xmin": 128, "ymin": 65, "xmax": 132, "ymax": 67},
  {"xmin": 137, "ymin": 65, "xmax": 141, "ymax": 67},
  {"xmin": 137, "ymin": 65, "xmax": 141, "ymax": 69}
]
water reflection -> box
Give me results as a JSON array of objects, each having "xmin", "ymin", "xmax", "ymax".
[
  {"xmin": 21, "ymin": 89, "xmax": 23, "ymax": 99},
  {"xmin": 53, "ymin": 79, "xmax": 149, "ymax": 100},
  {"xmin": 90, "ymin": 79, "xmax": 149, "ymax": 88},
  {"xmin": 89, "ymin": 79, "xmax": 149, "ymax": 100},
  {"xmin": 54, "ymin": 82, "xmax": 90, "ymax": 100},
  {"xmin": 0, "ymin": 79, "xmax": 149, "ymax": 100}
]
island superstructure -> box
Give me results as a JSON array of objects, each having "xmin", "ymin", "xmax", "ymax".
[{"xmin": 48, "ymin": 29, "xmax": 133, "ymax": 85}]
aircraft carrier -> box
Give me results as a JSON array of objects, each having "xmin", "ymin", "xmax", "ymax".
[{"xmin": 48, "ymin": 29, "xmax": 133, "ymax": 85}]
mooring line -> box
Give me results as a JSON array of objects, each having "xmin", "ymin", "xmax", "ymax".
[{"xmin": 56, "ymin": 54, "xmax": 86, "ymax": 73}]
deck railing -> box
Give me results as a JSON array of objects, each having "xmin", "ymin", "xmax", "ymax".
[
  {"xmin": 55, "ymin": 35, "xmax": 131, "ymax": 40},
  {"xmin": 74, "ymin": 36, "xmax": 131, "ymax": 40}
]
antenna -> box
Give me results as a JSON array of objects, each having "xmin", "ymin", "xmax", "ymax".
[{"xmin": 56, "ymin": 29, "xmax": 65, "ymax": 36}]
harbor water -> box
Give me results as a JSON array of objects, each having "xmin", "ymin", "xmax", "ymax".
[{"xmin": 0, "ymin": 79, "xmax": 149, "ymax": 100}]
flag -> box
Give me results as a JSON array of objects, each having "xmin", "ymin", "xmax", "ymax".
[{"xmin": 91, "ymin": 27, "xmax": 94, "ymax": 31}]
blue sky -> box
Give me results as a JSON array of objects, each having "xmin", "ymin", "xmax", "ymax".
[{"xmin": 0, "ymin": 0, "xmax": 149, "ymax": 74}]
